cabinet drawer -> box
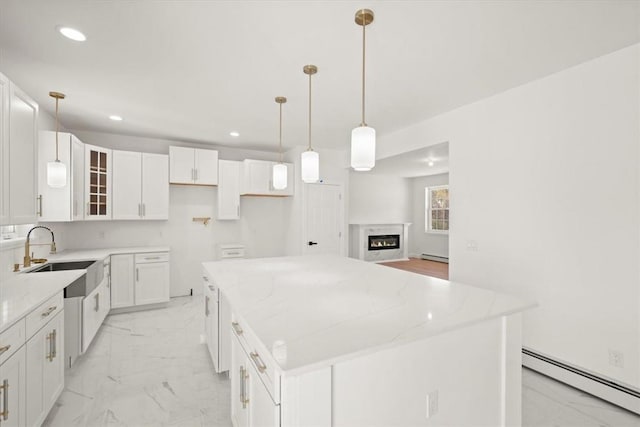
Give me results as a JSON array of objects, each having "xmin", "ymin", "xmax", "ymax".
[
  {"xmin": 0, "ymin": 319, "xmax": 25, "ymax": 365},
  {"xmin": 231, "ymin": 314, "xmax": 281, "ymax": 404},
  {"xmin": 26, "ymin": 292, "xmax": 63, "ymax": 339},
  {"xmin": 135, "ymin": 252, "xmax": 169, "ymax": 263}
]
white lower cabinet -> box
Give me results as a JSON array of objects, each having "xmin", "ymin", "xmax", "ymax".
[
  {"xmin": 26, "ymin": 310, "xmax": 64, "ymax": 427},
  {"xmin": 0, "ymin": 346, "xmax": 26, "ymax": 427},
  {"xmin": 111, "ymin": 252, "xmax": 170, "ymax": 309},
  {"xmin": 82, "ymin": 277, "xmax": 111, "ymax": 353},
  {"xmin": 231, "ymin": 329, "xmax": 280, "ymax": 427}
]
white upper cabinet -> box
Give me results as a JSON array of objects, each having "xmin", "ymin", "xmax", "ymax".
[
  {"xmin": 1, "ymin": 76, "xmax": 39, "ymax": 225},
  {"xmin": 0, "ymin": 73, "xmax": 9, "ymax": 225},
  {"xmin": 169, "ymin": 146, "xmax": 218, "ymax": 185},
  {"xmin": 112, "ymin": 150, "xmax": 169, "ymax": 220},
  {"xmin": 112, "ymin": 150, "xmax": 142, "ymax": 220},
  {"xmin": 84, "ymin": 144, "xmax": 112, "ymax": 220},
  {"xmin": 218, "ymin": 160, "xmax": 241, "ymax": 220},
  {"xmin": 141, "ymin": 153, "xmax": 169, "ymax": 219},
  {"xmin": 37, "ymin": 132, "xmax": 85, "ymax": 222},
  {"xmin": 241, "ymin": 159, "xmax": 294, "ymax": 197}
]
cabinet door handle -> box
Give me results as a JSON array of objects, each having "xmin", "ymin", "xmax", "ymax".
[
  {"xmin": 46, "ymin": 332, "xmax": 53, "ymax": 362},
  {"xmin": 138, "ymin": 203, "xmax": 141, "ymax": 217},
  {"xmin": 191, "ymin": 168, "xmax": 195, "ymax": 181},
  {"xmin": 136, "ymin": 268, "xmax": 139, "ymax": 282},
  {"xmin": 74, "ymin": 199, "xmax": 78, "ymax": 217},
  {"xmin": 0, "ymin": 345, "xmax": 10, "ymax": 356},
  {"xmin": 205, "ymin": 296, "xmax": 210, "ymax": 316},
  {"xmin": 52, "ymin": 329, "xmax": 57, "ymax": 359},
  {"xmin": 250, "ymin": 351, "xmax": 267, "ymax": 373},
  {"xmin": 231, "ymin": 322, "xmax": 243, "ymax": 335},
  {"xmin": 236, "ymin": 205, "xmax": 239, "ymax": 217},
  {"xmin": 95, "ymin": 293, "xmax": 100, "ymax": 312},
  {"xmin": 37, "ymin": 195, "xmax": 43, "ymax": 217},
  {"xmin": 142, "ymin": 203, "xmax": 146, "ymax": 217},
  {"xmin": 240, "ymin": 366, "xmax": 249, "ymax": 409},
  {"xmin": 41, "ymin": 306, "xmax": 57, "ymax": 317},
  {"xmin": 87, "ymin": 202, "xmax": 91, "ymax": 215},
  {"xmin": 0, "ymin": 379, "xmax": 8, "ymax": 420},
  {"xmin": 195, "ymin": 168, "xmax": 198, "ymax": 181}
]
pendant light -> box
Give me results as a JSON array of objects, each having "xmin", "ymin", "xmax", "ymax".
[
  {"xmin": 272, "ymin": 96, "xmax": 288, "ymax": 190},
  {"xmin": 350, "ymin": 9, "xmax": 376, "ymax": 172},
  {"xmin": 47, "ymin": 91, "xmax": 67, "ymax": 188},
  {"xmin": 301, "ymin": 65, "xmax": 319, "ymax": 183}
]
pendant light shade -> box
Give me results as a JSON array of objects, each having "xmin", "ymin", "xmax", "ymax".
[
  {"xmin": 351, "ymin": 125, "xmax": 376, "ymax": 171},
  {"xmin": 350, "ymin": 9, "xmax": 376, "ymax": 172},
  {"xmin": 272, "ymin": 96, "xmax": 288, "ymax": 190},
  {"xmin": 301, "ymin": 150, "xmax": 319, "ymax": 183},
  {"xmin": 47, "ymin": 91, "xmax": 67, "ymax": 188},
  {"xmin": 301, "ymin": 65, "xmax": 320, "ymax": 183},
  {"xmin": 272, "ymin": 163, "xmax": 288, "ymax": 190},
  {"xmin": 47, "ymin": 161, "xmax": 67, "ymax": 188}
]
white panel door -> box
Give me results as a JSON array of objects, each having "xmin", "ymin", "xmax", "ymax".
[
  {"xmin": 218, "ymin": 160, "xmax": 240, "ymax": 220},
  {"xmin": 112, "ymin": 150, "xmax": 142, "ymax": 220},
  {"xmin": 0, "ymin": 73, "xmax": 9, "ymax": 225},
  {"xmin": 304, "ymin": 183, "xmax": 343, "ymax": 255},
  {"xmin": 194, "ymin": 148, "xmax": 218, "ymax": 185},
  {"xmin": 71, "ymin": 136, "xmax": 85, "ymax": 221},
  {"xmin": 0, "ymin": 346, "xmax": 26, "ymax": 427},
  {"xmin": 8, "ymin": 82, "xmax": 38, "ymax": 225},
  {"xmin": 169, "ymin": 146, "xmax": 194, "ymax": 184},
  {"xmin": 135, "ymin": 262, "xmax": 170, "ymax": 306},
  {"xmin": 110, "ymin": 254, "xmax": 135, "ymax": 308},
  {"xmin": 141, "ymin": 153, "xmax": 169, "ymax": 219}
]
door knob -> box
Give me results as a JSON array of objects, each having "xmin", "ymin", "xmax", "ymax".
[{"xmin": 308, "ymin": 241, "xmax": 318, "ymax": 246}]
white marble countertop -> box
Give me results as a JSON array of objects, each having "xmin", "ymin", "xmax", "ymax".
[
  {"xmin": 203, "ymin": 255, "xmax": 535, "ymax": 376},
  {"xmin": 1, "ymin": 246, "xmax": 170, "ymax": 334},
  {"xmin": 0, "ymin": 270, "xmax": 85, "ymax": 334}
]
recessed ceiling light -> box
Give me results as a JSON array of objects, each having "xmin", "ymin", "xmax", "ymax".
[
  {"xmin": 230, "ymin": 131, "xmax": 240, "ymax": 137},
  {"xmin": 109, "ymin": 115, "xmax": 123, "ymax": 121},
  {"xmin": 57, "ymin": 26, "xmax": 87, "ymax": 42},
  {"xmin": 428, "ymin": 161, "xmax": 434, "ymax": 167}
]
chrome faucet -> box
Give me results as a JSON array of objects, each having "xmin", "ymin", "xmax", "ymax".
[{"xmin": 24, "ymin": 226, "xmax": 57, "ymax": 268}]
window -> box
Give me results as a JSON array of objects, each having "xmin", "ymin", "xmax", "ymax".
[{"xmin": 426, "ymin": 186, "xmax": 449, "ymax": 233}]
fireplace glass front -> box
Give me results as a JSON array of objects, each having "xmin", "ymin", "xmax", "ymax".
[{"xmin": 368, "ymin": 234, "xmax": 400, "ymax": 251}]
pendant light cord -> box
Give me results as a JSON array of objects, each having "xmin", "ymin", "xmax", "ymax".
[
  {"xmin": 308, "ymin": 72, "xmax": 312, "ymax": 151},
  {"xmin": 55, "ymin": 96, "xmax": 60, "ymax": 161},
  {"xmin": 361, "ymin": 18, "xmax": 366, "ymax": 127},
  {"xmin": 279, "ymin": 102, "xmax": 283, "ymax": 163}
]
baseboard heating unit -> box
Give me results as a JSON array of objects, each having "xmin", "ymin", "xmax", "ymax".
[
  {"xmin": 420, "ymin": 253, "xmax": 449, "ymax": 263},
  {"xmin": 522, "ymin": 347, "xmax": 640, "ymax": 414}
]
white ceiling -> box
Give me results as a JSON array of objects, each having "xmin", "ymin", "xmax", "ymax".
[
  {"xmin": 369, "ymin": 142, "xmax": 449, "ymax": 178},
  {"xmin": 1, "ymin": 1, "xmax": 638, "ymax": 152}
]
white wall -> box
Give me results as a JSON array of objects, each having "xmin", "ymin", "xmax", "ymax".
[
  {"xmin": 348, "ymin": 172, "xmax": 412, "ymax": 225},
  {"xmin": 409, "ymin": 173, "xmax": 449, "ymax": 258},
  {"xmin": 41, "ymin": 130, "xmax": 288, "ymax": 297},
  {"xmin": 378, "ymin": 45, "xmax": 640, "ymax": 388}
]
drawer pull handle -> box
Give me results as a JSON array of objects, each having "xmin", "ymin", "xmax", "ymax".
[
  {"xmin": 0, "ymin": 379, "xmax": 8, "ymax": 420},
  {"xmin": 41, "ymin": 306, "xmax": 57, "ymax": 317},
  {"xmin": 0, "ymin": 345, "xmax": 10, "ymax": 356},
  {"xmin": 202, "ymin": 276, "xmax": 209, "ymax": 282},
  {"xmin": 143, "ymin": 256, "xmax": 160, "ymax": 260},
  {"xmin": 231, "ymin": 322, "xmax": 243, "ymax": 335},
  {"xmin": 205, "ymin": 296, "xmax": 210, "ymax": 317},
  {"xmin": 208, "ymin": 285, "xmax": 215, "ymax": 292},
  {"xmin": 95, "ymin": 293, "xmax": 100, "ymax": 312},
  {"xmin": 250, "ymin": 351, "xmax": 267, "ymax": 373}
]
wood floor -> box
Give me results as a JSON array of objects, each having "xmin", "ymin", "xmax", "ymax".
[{"xmin": 380, "ymin": 257, "xmax": 449, "ymax": 280}]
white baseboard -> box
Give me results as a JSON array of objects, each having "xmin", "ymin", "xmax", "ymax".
[{"xmin": 522, "ymin": 347, "xmax": 640, "ymax": 415}]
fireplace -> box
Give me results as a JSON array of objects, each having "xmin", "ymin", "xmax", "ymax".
[{"xmin": 368, "ymin": 234, "xmax": 400, "ymax": 251}]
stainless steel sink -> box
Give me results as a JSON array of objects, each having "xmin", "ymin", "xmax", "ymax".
[
  {"xmin": 28, "ymin": 260, "xmax": 96, "ymax": 273},
  {"xmin": 27, "ymin": 259, "xmax": 104, "ymax": 297}
]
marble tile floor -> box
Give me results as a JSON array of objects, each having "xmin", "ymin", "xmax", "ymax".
[{"xmin": 43, "ymin": 295, "xmax": 639, "ymax": 427}]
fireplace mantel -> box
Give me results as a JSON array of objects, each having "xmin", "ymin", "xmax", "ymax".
[{"xmin": 349, "ymin": 223, "xmax": 411, "ymax": 262}]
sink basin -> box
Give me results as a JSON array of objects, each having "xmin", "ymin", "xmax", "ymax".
[{"xmin": 28, "ymin": 260, "xmax": 95, "ymax": 273}]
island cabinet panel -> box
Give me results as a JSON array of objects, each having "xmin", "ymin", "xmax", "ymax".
[
  {"xmin": 231, "ymin": 334, "xmax": 250, "ymax": 427},
  {"xmin": 331, "ymin": 316, "xmax": 513, "ymax": 427},
  {"xmin": 280, "ymin": 368, "xmax": 332, "ymax": 427}
]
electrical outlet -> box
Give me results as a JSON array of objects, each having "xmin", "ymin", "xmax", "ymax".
[
  {"xmin": 609, "ymin": 350, "xmax": 624, "ymax": 368},
  {"xmin": 426, "ymin": 390, "xmax": 439, "ymax": 418},
  {"xmin": 466, "ymin": 240, "xmax": 478, "ymax": 251}
]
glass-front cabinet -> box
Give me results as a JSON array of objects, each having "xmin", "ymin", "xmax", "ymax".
[{"xmin": 84, "ymin": 144, "xmax": 111, "ymax": 219}]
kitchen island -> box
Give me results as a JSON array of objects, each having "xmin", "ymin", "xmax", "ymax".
[{"xmin": 203, "ymin": 255, "xmax": 533, "ymax": 426}]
